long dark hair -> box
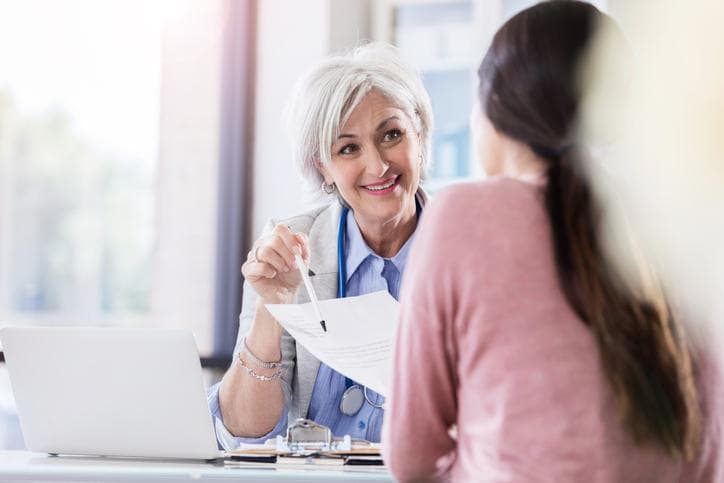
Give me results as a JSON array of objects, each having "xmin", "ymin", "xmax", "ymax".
[{"xmin": 478, "ymin": 0, "xmax": 700, "ymax": 458}]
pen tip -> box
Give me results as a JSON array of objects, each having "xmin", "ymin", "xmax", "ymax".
[
  {"xmin": 320, "ymin": 320, "xmax": 327, "ymax": 332},
  {"xmin": 308, "ymin": 269, "xmax": 316, "ymax": 277}
]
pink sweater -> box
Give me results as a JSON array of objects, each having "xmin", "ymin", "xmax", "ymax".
[{"xmin": 383, "ymin": 178, "xmax": 723, "ymax": 482}]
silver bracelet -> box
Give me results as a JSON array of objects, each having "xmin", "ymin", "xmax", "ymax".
[
  {"xmin": 241, "ymin": 337, "xmax": 281, "ymax": 369},
  {"xmin": 237, "ymin": 356, "xmax": 282, "ymax": 382}
]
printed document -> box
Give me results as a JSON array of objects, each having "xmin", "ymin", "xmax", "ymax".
[{"xmin": 265, "ymin": 291, "xmax": 398, "ymax": 397}]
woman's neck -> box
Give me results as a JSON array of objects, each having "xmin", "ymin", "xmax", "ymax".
[
  {"xmin": 355, "ymin": 205, "xmax": 417, "ymax": 258},
  {"xmin": 500, "ymin": 138, "xmax": 548, "ymax": 182}
]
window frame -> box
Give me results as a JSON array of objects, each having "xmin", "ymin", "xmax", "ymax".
[{"xmin": 210, "ymin": 0, "xmax": 258, "ymax": 369}]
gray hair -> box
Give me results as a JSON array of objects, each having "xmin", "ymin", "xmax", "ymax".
[{"xmin": 284, "ymin": 42, "xmax": 434, "ymax": 194}]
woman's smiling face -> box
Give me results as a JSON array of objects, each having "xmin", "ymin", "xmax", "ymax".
[{"xmin": 320, "ymin": 89, "xmax": 422, "ymax": 230}]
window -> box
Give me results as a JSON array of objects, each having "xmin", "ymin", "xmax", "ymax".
[
  {"xmin": 393, "ymin": 1, "xmax": 479, "ymax": 192},
  {"xmin": 373, "ymin": 0, "xmax": 609, "ymax": 191},
  {"xmin": 0, "ymin": 0, "xmax": 231, "ymax": 356},
  {"xmin": 374, "ymin": 0, "xmax": 487, "ymax": 192},
  {"xmin": 0, "ymin": 0, "xmax": 257, "ymax": 450}
]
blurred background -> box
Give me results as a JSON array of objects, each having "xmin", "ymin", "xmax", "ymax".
[{"xmin": 0, "ymin": 0, "xmax": 687, "ymax": 451}]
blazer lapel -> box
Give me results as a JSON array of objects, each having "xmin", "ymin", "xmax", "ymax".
[{"xmin": 293, "ymin": 202, "xmax": 340, "ymax": 419}]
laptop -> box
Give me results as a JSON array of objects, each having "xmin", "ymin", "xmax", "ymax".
[{"xmin": 0, "ymin": 326, "xmax": 222, "ymax": 460}]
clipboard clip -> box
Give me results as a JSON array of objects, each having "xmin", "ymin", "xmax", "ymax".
[
  {"xmin": 275, "ymin": 419, "xmax": 351, "ymax": 455},
  {"xmin": 224, "ymin": 418, "xmax": 384, "ymax": 467}
]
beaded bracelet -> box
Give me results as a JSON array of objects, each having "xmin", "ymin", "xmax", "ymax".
[
  {"xmin": 241, "ymin": 337, "xmax": 281, "ymax": 369},
  {"xmin": 237, "ymin": 355, "xmax": 282, "ymax": 382}
]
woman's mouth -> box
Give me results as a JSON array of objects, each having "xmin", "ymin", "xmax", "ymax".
[{"xmin": 362, "ymin": 176, "xmax": 398, "ymax": 195}]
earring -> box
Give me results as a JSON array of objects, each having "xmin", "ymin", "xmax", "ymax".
[{"xmin": 321, "ymin": 181, "xmax": 336, "ymax": 195}]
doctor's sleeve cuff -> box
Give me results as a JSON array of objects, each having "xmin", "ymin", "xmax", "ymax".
[{"xmin": 206, "ymin": 381, "xmax": 289, "ymax": 450}]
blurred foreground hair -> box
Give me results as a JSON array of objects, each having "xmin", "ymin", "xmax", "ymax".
[{"xmin": 478, "ymin": 0, "xmax": 701, "ymax": 458}]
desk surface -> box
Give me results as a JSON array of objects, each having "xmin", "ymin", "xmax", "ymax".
[{"xmin": 0, "ymin": 451, "xmax": 393, "ymax": 482}]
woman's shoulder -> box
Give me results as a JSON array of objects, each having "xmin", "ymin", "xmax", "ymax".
[
  {"xmin": 435, "ymin": 176, "xmax": 542, "ymax": 207},
  {"xmin": 412, "ymin": 177, "xmax": 550, "ymax": 273},
  {"xmin": 427, "ymin": 176, "xmax": 545, "ymax": 227},
  {"xmin": 265, "ymin": 202, "xmax": 342, "ymax": 236}
]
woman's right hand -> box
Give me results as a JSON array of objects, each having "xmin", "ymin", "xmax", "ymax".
[{"xmin": 241, "ymin": 224, "xmax": 310, "ymax": 305}]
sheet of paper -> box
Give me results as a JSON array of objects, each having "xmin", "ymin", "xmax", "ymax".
[{"xmin": 265, "ymin": 291, "xmax": 399, "ymax": 397}]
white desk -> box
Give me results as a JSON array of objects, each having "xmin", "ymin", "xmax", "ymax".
[{"xmin": 0, "ymin": 451, "xmax": 393, "ymax": 482}]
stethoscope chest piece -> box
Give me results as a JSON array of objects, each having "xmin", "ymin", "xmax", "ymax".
[{"xmin": 340, "ymin": 384, "xmax": 364, "ymax": 416}]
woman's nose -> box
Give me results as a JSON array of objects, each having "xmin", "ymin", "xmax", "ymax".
[{"xmin": 366, "ymin": 148, "xmax": 390, "ymax": 178}]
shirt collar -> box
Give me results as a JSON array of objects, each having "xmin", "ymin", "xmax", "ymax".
[{"xmin": 344, "ymin": 211, "xmax": 417, "ymax": 282}]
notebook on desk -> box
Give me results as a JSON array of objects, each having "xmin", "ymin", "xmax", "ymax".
[{"xmin": 0, "ymin": 327, "xmax": 222, "ymax": 461}]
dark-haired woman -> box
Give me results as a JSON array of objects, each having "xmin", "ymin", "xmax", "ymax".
[{"xmin": 383, "ymin": 1, "xmax": 722, "ymax": 481}]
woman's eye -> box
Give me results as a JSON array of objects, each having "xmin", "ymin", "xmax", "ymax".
[
  {"xmin": 339, "ymin": 144, "xmax": 358, "ymax": 155},
  {"xmin": 383, "ymin": 129, "xmax": 402, "ymax": 142}
]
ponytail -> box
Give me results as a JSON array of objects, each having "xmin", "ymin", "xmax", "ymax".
[
  {"xmin": 478, "ymin": 0, "xmax": 702, "ymax": 458},
  {"xmin": 544, "ymin": 148, "xmax": 701, "ymax": 458}
]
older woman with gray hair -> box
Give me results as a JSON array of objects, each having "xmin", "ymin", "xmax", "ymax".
[{"xmin": 207, "ymin": 42, "xmax": 433, "ymax": 447}]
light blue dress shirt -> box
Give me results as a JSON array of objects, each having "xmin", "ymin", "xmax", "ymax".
[{"xmin": 207, "ymin": 211, "xmax": 415, "ymax": 448}]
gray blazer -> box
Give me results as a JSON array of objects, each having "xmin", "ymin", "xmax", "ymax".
[
  {"xmin": 233, "ymin": 190, "xmax": 427, "ymax": 423},
  {"xmin": 233, "ymin": 202, "xmax": 342, "ymax": 422}
]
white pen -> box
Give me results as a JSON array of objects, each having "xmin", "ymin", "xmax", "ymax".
[{"xmin": 294, "ymin": 253, "xmax": 327, "ymax": 332}]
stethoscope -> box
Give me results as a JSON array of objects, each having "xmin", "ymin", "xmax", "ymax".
[
  {"xmin": 336, "ymin": 206, "xmax": 386, "ymax": 416},
  {"xmin": 336, "ymin": 201, "xmax": 421, "ymax": 417}
]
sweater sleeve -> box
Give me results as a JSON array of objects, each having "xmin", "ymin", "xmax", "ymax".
[{"xmin": 383, "ymin": 189, "xmax": 465, "ymax": 482}]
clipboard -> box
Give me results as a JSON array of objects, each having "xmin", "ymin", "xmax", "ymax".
[{"xmin": 224, "ymin": 419, "xmax": 385, "ymax": 468}]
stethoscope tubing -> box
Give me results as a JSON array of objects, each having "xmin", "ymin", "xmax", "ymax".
[{"xmin": 335, "ymin": 199, "xmax": 420, "ymax": 416}]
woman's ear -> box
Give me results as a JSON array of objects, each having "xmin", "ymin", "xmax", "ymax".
[{"xmin": 315, "ymin": 160, "xmax": 332, "ymax": 184}]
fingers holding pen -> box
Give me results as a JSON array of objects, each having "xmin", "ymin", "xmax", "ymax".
[
  {"xmin": 273, "ymin": 225, "xmax": 303, "ymax": 270},
  {"xmin": 242, "ymin": 225, "xmax": 310, "ymax": 277},
  {"xmin": 242, "ymin": 255, "xmax": 278, "ymax": 280},
  {"xmin": 241, "ymin": 225, "xmax": 312, "ymax": 304},
  {"xmin": 254, "ymin": 236, "xmax": 294, "ymax": 273},
  {"xmin": 266, "ymin": 225, "xmax": 311, "ymax": 271},
  {"xmin": 292, "ymin": 232, "xmax": 311, "ymax": 265},
  {"xmin": 273, "ymin": 225, "xmax": 310, "ymax": 267}
]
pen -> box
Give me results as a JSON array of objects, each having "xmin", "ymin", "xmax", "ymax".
[{"xmin": 294, "ymin": 253, "xmax": 327, "ymax": 332}]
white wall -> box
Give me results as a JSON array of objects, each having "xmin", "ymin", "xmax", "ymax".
[
  {"xmin": 153, "ymin": 0, "xmax": 223, "ymax": 353},
  {"xmin": 251, "ymin": 0, "xmax": 373, "ymax": 240},
  {"xmin": 251, "ymin": 0, "xmax": 329, "ymax": 239}
]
